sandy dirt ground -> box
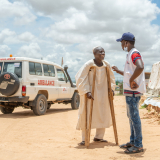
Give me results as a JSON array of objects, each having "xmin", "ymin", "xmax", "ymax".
[{"xmin": 0, "ymin": 96, "xmax": 160, "ymax": 160}]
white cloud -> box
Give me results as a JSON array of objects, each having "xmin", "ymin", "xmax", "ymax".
[
  {"xmin": 0, "ymin": 0, "xmax": 36, "ymax": 25},
  {"xmin": 0, "ymin": 45, "xmax": 10, "ymax": 56},
  {"xmin": 17, "ymin": 43, "xmax": 42, "ymax": 58},
  {"xmin": 0, "ymin": 29, "xmax": 36, "ymax": 44},
  {"xmin": 18, "ymin": 32, "xmax": 35, "ymax": 42},
  {"xmin": 1, "ymin": 0, "xmax": 160, "ymax": 80},
  {"xmin": 25, "ymin": 0, "xmax": 91, "ymax": 16},
  {"xmin": 40, "ymin": 0, "xmax": 160, "ymax": 76},
  {"xmin": 0, "ymin": 29, "xmax": 16, "ymax": 43}
]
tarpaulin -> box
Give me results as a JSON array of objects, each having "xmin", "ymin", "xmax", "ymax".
[{"xmin": 148, "ymin": 62, "xmax": 160, "ymax": 90}]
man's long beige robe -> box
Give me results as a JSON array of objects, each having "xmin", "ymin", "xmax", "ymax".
[{"xmin": 75, "ymin": 59, "xmax": 115, "ymax": 130}]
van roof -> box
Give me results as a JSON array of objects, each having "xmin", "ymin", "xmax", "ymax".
[{"xmin": 0, "ymin": 57, "xmax": 62, "ymax": 69}]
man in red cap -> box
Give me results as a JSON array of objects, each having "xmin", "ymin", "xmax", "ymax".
[{"xmin": 112, "ymin": 32, "xmax": 146, "ymax": 154}]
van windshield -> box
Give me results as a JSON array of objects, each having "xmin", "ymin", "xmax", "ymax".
[
  {"xmin": 3, "ymin": 62, "xmax": 22, "ymax": 78},
  {"xmin": 57, "ymin": 68, "xmax": 68, "ymax": 81}
]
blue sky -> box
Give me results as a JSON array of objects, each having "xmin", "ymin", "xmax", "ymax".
[
  {"xmin": 152, "ymin": 0, "xmax": 160, "ymax": 25},
  {"xmin": 0, "ymin": 0, "xmax": 160, "ymax": 80}
]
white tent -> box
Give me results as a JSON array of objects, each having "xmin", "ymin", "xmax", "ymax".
[{"xmin": 148, "ymin": 62, "xmax": 160, "ymax": 96}]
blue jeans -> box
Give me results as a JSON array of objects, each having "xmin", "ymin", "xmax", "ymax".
[{"xmin": 125, "ymin": 95, "xmax": 143, "ymax": 148}]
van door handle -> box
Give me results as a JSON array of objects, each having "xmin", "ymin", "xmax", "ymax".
[{"xmin": 30, "ymin": 83, "xmax": 35, "ymax": 86}]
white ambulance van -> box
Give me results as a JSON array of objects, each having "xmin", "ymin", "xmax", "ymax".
[{"xmin": 0, "ymin": 57, "xmax": 79, "ymax": 115}]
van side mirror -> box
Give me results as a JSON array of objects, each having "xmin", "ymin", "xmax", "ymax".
[
  {"xmin": 64, "ymin": 65, "xmax": 68, "ymax": 70},
  {"xmin": 64, "ymin": 65, "xmax": 68, "ymax": 83},
  {"xmin": 64, "ymin": 65, "xmax": 76, "ymax": 88}
]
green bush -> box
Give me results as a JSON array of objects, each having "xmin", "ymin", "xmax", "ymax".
[{"xmin": 140, "ymin": 104, "xmax": 148, "ymax": 109}]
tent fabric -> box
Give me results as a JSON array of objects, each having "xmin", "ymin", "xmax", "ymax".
[
  {"xmin": 155, "ymin": 65, "xmax": 160, "ymax": 90},
  {"xmin": 143, "ymin": 98, "xmax": 160, "ymax": 108},
  {"xmin": 148, "ymin": 62, "xmax": 160, "ymax": 90}
]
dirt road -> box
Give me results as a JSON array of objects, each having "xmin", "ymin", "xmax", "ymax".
[{"xmin": 0, "ymin": 96, "xmax": 160, "ymax": 160}]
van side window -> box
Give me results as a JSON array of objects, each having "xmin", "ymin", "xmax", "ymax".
[
  {"xmin": 29, "ymin": 62, "xmax": 35, "ymax": 75},
  {"xmin": 35, "ymin": 63, "xmax": 42, "ymax": 75},
  {"xmin": 29, "ymin": 62, "xmax": 42, "ymax": 76},
  {"xmin": 43, "ymin": 64, "xmax": 55, "ymax": 77},
  {"xmin": 0, "ymin": 62, "xmax": 2, "ymax": 74},
  {"xmin": 57, "ymin": 69, "xmax": 67, "ymax": 81},
  {"xmin": 43, "ymin": 64, "xmax": 49, "ymax": 76}
]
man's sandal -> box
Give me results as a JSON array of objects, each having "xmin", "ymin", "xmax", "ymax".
[
  {"xmin": 78, "ymin": 141, "xmax": 85, "ymax": 146},
  {"xmin": 124, "ymin": 146, "xmax": 144, "ymax": 154},
  {"xmin": 93, "ymin": 138, "xmax": 108, "ymax": 142},
  {"xmin": 119, "ymin": 142, "xmax": 133, "ymax": 149}
]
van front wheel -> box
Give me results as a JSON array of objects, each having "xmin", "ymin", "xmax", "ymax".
[
  {"xmin": 71, "ymin": 92, "xmax": 80, "ymax": 110},
  {"xmin": 32, "ymin": 94, "xmax": 48, "ymax": 116}
]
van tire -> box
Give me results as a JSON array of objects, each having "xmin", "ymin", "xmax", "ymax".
[
  {"xmin": 71, "ymin": 92, "xmax": 80, "ymax": 110},
  {"xmin": 0, "ymin": 72, "xmax": 20, "ymax": 96},
  {"xmin": 0, "ymin": 106, "xmax": 14, "ymax": 114},
  {"xmin": 32, "ymin": 94, "xmax": 48, "ymax": 116}
]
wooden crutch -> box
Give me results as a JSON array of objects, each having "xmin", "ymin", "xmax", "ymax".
[
  {"xmin": 84, "ymin": 94, "xmax": 89, "ymax": 146},
  {"xmin": 106, "ymin": 66, "xmax": 119, "ymax": 145},
  {"xmin": 85, "ymin": 67, "xmax": 96, "ymax": 147}
]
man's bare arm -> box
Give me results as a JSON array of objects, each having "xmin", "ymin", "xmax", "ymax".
[
  {"xmin": 112, "ymin": 66, "xmax": 124, "ymax": 76},
  {"xmin": 130, "ymin": 59, "xmax": 144, "ymax": 83}
]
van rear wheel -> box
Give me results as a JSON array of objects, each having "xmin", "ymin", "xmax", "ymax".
[
  {"xmin": 71, "ymin": 92, "xmax": 80, "ymax": 110},
  {"xmin": 32, "ymin": 94, "xmax": 48, "ymax": 116},
  {"xmin": 0, "ymin": 106, "xmax": 14, "ymax": 114}
]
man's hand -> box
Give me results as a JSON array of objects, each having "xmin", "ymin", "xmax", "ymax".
[
  {"xmin": 129, "ymin": 59, "xmax": 144, "ymax": 90},
  {"xmin": 87, "ymin": 92, "xmax": 94, "ymax": 100},
  {"xmin": 130, "ymin": 80, "xmax": 139, "ymax": 90},
  {"xmin": 112, "ymin": 66, "xmax": 119, "ymax": 73},
  {"xmin": 112, "ymin": 66, "xmax": 124, "ymax": 76}
]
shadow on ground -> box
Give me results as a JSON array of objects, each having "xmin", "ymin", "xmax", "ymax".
[
  {"xmin": 116, "ymin": 148, "xmax": 146, "ymax": 158},
  {"xmin": 75, "ymin": 141, "xmax": 117, "ymax": 149},
  {"xmin": 0, "ymin": 107, "xmax": 73, "ymax": 119}
]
